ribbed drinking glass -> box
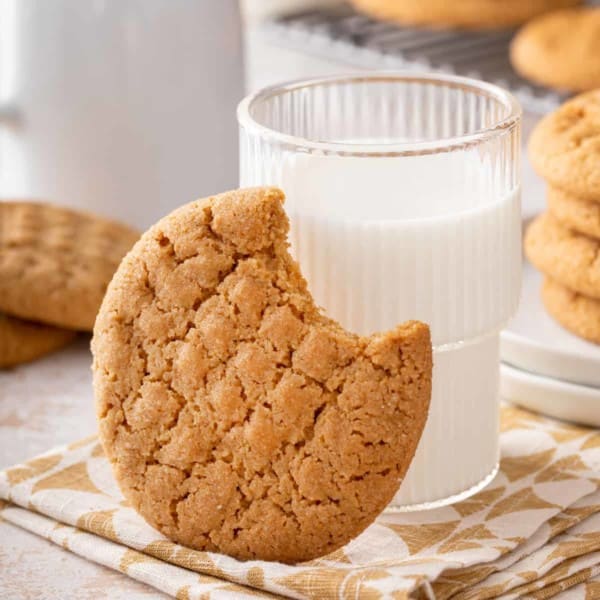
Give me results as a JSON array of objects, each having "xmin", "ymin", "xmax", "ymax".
[{"xmin": 238, "ymin": 73, "xmax": 521, "ymax": 509}]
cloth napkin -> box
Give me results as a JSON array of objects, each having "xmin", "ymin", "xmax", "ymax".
[{"xmin": 1, "ymin": 405, "xmax": 599, "ymax": 600}]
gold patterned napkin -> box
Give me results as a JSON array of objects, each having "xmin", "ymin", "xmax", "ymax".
[{"xmin": 1, "ymin": 405, "xmax": 599, "ymax": 600}]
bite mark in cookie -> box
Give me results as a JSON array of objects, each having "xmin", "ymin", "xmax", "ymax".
[{"xmin": 92, "ymin": 187, "xmax": 432, "ymax": 563}]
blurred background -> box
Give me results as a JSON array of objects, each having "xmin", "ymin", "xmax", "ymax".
[{"xmin": 2, "ymin": 0, "xmax": 597, "ymax": 229}]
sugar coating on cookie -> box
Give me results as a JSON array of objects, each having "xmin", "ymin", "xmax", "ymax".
[
  {"xmin": 0, "ymin": 201, "xmax": 139, "ymax": 331},
  {"xmin": 0, "ymin": 313, "xmax": 76, "ymax": 369},
  {"xmin": 92, "ymin": 187, "xmax": 432, "ymax": 563},
  {"xmin": 350, "ymin": 0, "xmax": 581, "ymax": 29},
  {"xmin": 547, "ymin": 186, "xmax": 600, "ymax": 239},
  {"xmin": 542, "ymin": 277, "xmax": 600, "ymax": 344},
  {"xmin": 525, "ymin": 213, "xmax": 600, "ymax": 300},
  {"xmin": 528, "ymin": 90, "xmax": 600, "ymax": 201},
  {"xmin": 510, "ymin": 7, "xmax": 600, "ymax": 93}
]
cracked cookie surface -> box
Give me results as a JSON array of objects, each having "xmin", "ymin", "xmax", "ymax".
[
  {"xmin": 548, "ymin": 186, "xmax": 600, "ymax": 239},
  {"xmin": 525, "ymin": 212, "xmax": 600, "ymax": 300},
  {"xmin": 0, "ymin": 313, "xmax": 76, "ymax": 368},
  {"xmin": 529, "ymin": 90, "xmax": 600, "ymax": 201},
  {"xmin": 92, "ymin": 187, "xmax": 432, "ymax": 563},
  {"xmin": 0, "ymin": 201, "xmax": 139, "ymax": 331},
  {"xmin": 542, "ymin": 277, "xmax": 600, "ymax": 344}
]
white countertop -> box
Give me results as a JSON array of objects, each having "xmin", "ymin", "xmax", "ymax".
[{"xmin": 0, "ymin": 338, "xmax": 170, "ymax": 599}]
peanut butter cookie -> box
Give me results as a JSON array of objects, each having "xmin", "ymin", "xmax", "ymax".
[
  {"xmin": 0, "ymin": 201, "xmax": 139, "ymax": 331},
  {"xmin": 525, "ymin": 212, "xmax": 600, "ymax": 300},
  {"xmin": 529, "ymin": 90, "xmax": 600, "ymax": 202},
  {"xmin": 0, "ymin": 313, "xmax": 76, "ymax": 368},
  {"xmin": 92, "ymin": 188, "xmax": 432, "ymax": 563},
  {"xmin": 350, "ymin": 0, "xmax": 581, "ymax": 29},
  {"xmin": 542, "ymin": 277, "xmax": 600, "ymax": 344},
  {"xmin": 547, "ymin": 186, "xmax": 600, "ymax": 239},
  {"xmin": 510, "ymin": 7, "xmax": 600, "ymax": 93}
]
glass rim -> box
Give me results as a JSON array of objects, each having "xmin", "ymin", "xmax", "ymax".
[{"xmin": 237, "ymin": 72, "xmax": 522, "ymax": 157}]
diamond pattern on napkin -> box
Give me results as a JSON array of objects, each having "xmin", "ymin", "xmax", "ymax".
[{"xmin": 0, "ymin": 405, "xmax": 599, "ymax": 599}]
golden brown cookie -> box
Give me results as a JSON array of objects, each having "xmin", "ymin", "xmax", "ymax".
[
  {"xmin": 0, "ymin": 313, "xmax": 76, "ymax": 368},
  {"xmin": 92, "ymin": 188, "xmax": 432, "ymax": 563},
  {"xmin": 547, "ymin": 186, "xmax": 600, "ymax": 239},
  {"xmin": 350, "ymin": 0, "xmax": 581, "ymax": 29},
  {"xmin": 0, "ymin": 201, "xmax": 139, "ymax": 331},
  {"xmin": 542, "ymin": 277, "xmax": 600, "ymax": 344},
  {"xmin": 525, "ymin": 213, "xmax": 600, "ymax": 300},
  {"xmin": 529, "ymin": 90, "xmax": 600, "ymax": 202},
  {"xmin": 510, "ymin": 7, "xmax": 600, "ymax": 92}
]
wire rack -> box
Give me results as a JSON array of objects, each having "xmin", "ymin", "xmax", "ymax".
[{"xmin": 262, "ymin": 5, "xmax": 572, "ymax": 115}]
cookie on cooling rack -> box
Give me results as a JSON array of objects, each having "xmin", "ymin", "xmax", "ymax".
[
  {"xmin": 350, "ymin": 0, "xmax": 582, "ymax": 29},
  {"xmin": 511, "ymin": 7, "xmax": 600, "ymax": 93}
]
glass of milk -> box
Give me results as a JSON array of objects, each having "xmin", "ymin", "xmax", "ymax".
[{"xmin": 238, "ymin": 73, "xmax": 521, "ymax": 510}]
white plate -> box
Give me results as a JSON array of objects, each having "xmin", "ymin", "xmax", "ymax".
[
  {"xmin": 501, "ymin": 258, "xmax": 600, "ymax": 388},
  {"xmin": 501, "ymin": 363, "xmax": 600, "ymax": 428}
]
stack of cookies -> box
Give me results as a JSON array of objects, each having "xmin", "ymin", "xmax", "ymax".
[
  {"xmin": 525, "ymin": 90, "xmax": 600, "ymax": 344},
  {"xmin": 0, "ymin": 201, "xmax": 139, "ymax": 368}
]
